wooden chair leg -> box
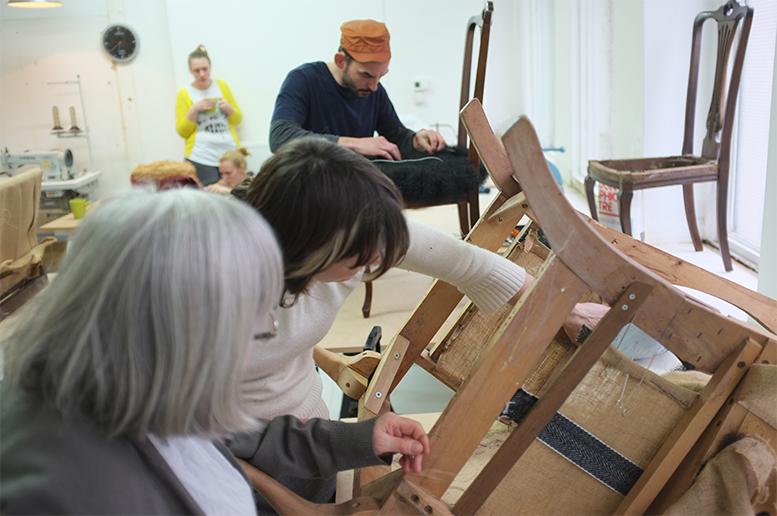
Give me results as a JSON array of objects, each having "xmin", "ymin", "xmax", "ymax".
[
  {"xmin": 457, "ymin": 202, "xmax": 470, "ymax": 237},
  {"xmin": 585, "ymin": 175, "xmax": 598, "ymax": 220},
  {"xmin": 362, "ymin": 280, "xmax": 372, "ymax": 318},
  {"xmin": 467, "ymin": 189, "xmax": 480, "ymax": 236},
  {"xmin": 618, "ymin": 187, "xmax": 634, "ymax": 236},
  {"xmin": 682, "ymin": 183, "xmax": 704, "ymax": 252},
  {"xmin": 715, "ymin": 179, "xmax": 734, "ymax": 272}
]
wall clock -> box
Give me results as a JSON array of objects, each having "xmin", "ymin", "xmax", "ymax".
[{"xmin": 102, "ymin": 24, "xmax": 139, "ymax": 62}]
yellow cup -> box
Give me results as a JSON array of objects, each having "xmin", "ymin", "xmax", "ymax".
[
  {"xmin": 69, "ymin": 198, "xmax": 92, "ymax": 219},
  {"xmin": 207, "ymin": 97, "xmax": 220, "ymax": 113}
]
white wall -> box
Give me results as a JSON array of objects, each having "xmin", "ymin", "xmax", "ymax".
[
  {"xmin": 2, "ymin": 0, "xmax": 527, "ymax": 196},
  {"xmin": 163, "ymin": 0, "xmax": 528, "ymax": 160},
  {"xmin": 0, "ymin": 0, "xmax": 771, "ymax": 274},
  {"xmin": 759, "ymin": 26, "xmax": 777, "ymax": 300},
  {"xmin": 640, "ymin": 0, "xmax": 718, "ymax": 245},
  {"xmin": 550, "ymin": 0, "xmax": 719, "ymax": 246},
  {"xmin": 0, "ymin": 0, "xmax": 181, "ymax": 196},
  {"xmin": 165, "ymin": 0, "xmax": 382, "ymax": 163},
  {"xmin": 611, "ymin": 1, "xmax": 645, "ymax": 160}
]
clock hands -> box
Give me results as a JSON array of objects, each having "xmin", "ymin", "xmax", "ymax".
[{"xmin": 102, "ymin": 24, "xmax": 138, "ymax": 62}]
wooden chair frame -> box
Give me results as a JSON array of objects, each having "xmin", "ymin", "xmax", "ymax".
[
  {"xmin": 456, "ymin": 0, "xmax": 493, "ymax": 233},
  {"xmin": 585, "ymin": 1, "xmax": 753, "ymax": 272},
  {"xmin": 245, "ymin": 100, "xmax": 776, "ymax": 515},
  {"xmin": 402, "ymin": 0, "xmax": 493, "ymax": 236}
]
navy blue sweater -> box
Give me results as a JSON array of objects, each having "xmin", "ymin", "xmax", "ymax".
[{"xmin": 270, "ymin": 62, "xmax": 414, "ymax": 154}]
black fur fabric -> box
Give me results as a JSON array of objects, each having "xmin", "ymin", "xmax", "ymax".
[{"xmin": 371, "ymin": 146, "xmax": 487, "ymax": 204}]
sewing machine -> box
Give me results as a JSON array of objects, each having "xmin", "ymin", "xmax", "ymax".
[{"xmin": 1, "ymin": 147, "xmax": 74, "ymax": 181}]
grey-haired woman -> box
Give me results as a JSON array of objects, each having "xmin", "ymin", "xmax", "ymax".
[{"xmin": 0, "ymin": 188, "xmax": 428, "ymax": 515}]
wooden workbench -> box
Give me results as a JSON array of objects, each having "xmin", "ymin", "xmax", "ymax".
[{"xmin": 39, "ymin": 201, "xmax": 99, "ymax": 235}]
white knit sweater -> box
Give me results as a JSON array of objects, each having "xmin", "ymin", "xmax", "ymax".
[{"xmin": 242, "ymin": 218, "xmax": 527, "ymax": 420}]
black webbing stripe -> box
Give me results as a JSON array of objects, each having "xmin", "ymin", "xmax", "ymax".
[{"xmin": 501, "ymin": 389, "xmax": 643, "ymax": 495}]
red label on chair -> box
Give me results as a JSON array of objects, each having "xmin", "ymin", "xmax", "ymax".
[
  {"xmin": 596, "ymin": 184, "xmax": 645, "ymax": 240},
  {"xmin": 597, "ymin": 184, "xmax": 621, "ymax": 231}
]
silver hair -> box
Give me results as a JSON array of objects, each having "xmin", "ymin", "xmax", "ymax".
[{"xmin": 2, "ymin": 188, "xmax": 283, "ymax": 440}]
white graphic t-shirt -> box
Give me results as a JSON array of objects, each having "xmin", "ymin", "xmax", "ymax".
[{"xmin": 186, "ymin": 82, "xmax": 236, "ymax": 166}]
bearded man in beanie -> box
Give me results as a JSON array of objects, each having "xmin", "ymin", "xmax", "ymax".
[{"xmin": 269, "ymin": 19, "xmax": 446, "ymax": 160}]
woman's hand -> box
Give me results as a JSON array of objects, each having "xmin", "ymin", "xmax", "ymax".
[
  {"xmin": 218, "ymin": 98, "xmax": 234, "ymax": 116},
  {"xmin": 205, "ymin": 182, "xmax": 231, "ymax": 195},
  {"xmin": 563, "ymin": 302, "xmax": 610, "ymax": 343},
  {"xmin": 506, "ymin": 273, "xmax": 609, "ymax": 344},
  {"xmin": 186, "ymin": 98, "xmax": 217, "ymax": 123},
  {"xmin": 373, "ymin": 412, "xmax": 430, "ymax": 474},
  {"xmin": 195, "ymin": 97, "xmax": 217, "ymax": 112}
]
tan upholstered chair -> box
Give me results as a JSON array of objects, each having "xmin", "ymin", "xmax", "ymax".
[{"xmin": 0, "ymin": 168, "xmax": 55, "ymax": 320}]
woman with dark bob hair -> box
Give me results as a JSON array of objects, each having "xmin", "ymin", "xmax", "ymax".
[
  {"xmin": 241, "ymin": 137, "xmax": 520, "ymax": 422},
  {"xmin": 240, "ymin": 137, "xmax": 604, "ymax": 426},
  {"xmin": 0, "ymin": 188, "xmax": 428, "ymax": 514}
]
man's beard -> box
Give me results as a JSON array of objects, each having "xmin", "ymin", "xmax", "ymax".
[{"xmin": 342, "ymin": 64, "xmax": 372, "ymax": 98}]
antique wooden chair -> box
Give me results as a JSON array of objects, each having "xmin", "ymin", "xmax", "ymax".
[
  {"xmin": 361, "ymin": 2, "xmax": 494, "ymax": 318},
  {"xmin": 403, "ymin": 0, "xmax": 493, "ymax": 234},
  {"xmin": 585, "ymin": 1, "xmax": 753, "ymax": 272},
  {"xmin": 242, "ymin": 102, "xmax": 776, "ymax": 515}
]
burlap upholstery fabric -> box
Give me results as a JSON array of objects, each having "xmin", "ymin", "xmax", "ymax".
[
  {"xmin": 663, "ymin": 365, "xmax": 777, "ymax": 515},
  {"xmin": 432, "ymin": 230, "xmax": 598, "ymax": 390},
  {"xmin": 660, "ymin": 370, "xmax": 711, "ymax": 393},
  {"xmin": 440, "ymin": 347, "xmax": 698, "ymax": 514},
  {"xmin": 451, "ymin": 364, "xmax": 776, "ymax": 514},
  {"xmin": 664, "ymin": 436, "xmax": 776, "ymax": 515},
  {"xmin": 738, "ymin": 364, "xmax": 777, "ymax": 429},
  {"xmin": 426, "ymin": 229, "xmax": 774, "ymax": 514}
]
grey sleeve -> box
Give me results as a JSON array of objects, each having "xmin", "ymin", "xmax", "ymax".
[
  {"xmin": 225, "ymin": 416, "xmax": 390, "ymax": 479},
  {"xmin": 269, "ymin": 119, "xmax": 338, "ymax": 152}
]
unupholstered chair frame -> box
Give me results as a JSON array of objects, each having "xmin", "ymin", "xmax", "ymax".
[
  {"xmin": 240, "ymin": 99, "xmax": 776, "ymax": 516},
  {"xmin": 585, "ymin": 1, "xmax": 753, "ymax": 272}
]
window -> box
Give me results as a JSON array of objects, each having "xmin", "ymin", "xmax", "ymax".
[{"xmin": 727, "ymin": 0, "xmax": 776, "ymax": 269}]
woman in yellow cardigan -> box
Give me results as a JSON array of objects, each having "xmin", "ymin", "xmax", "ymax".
[{"xmin": 175, "ymin": 45, "xmax": 242, "ymax": 186}]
